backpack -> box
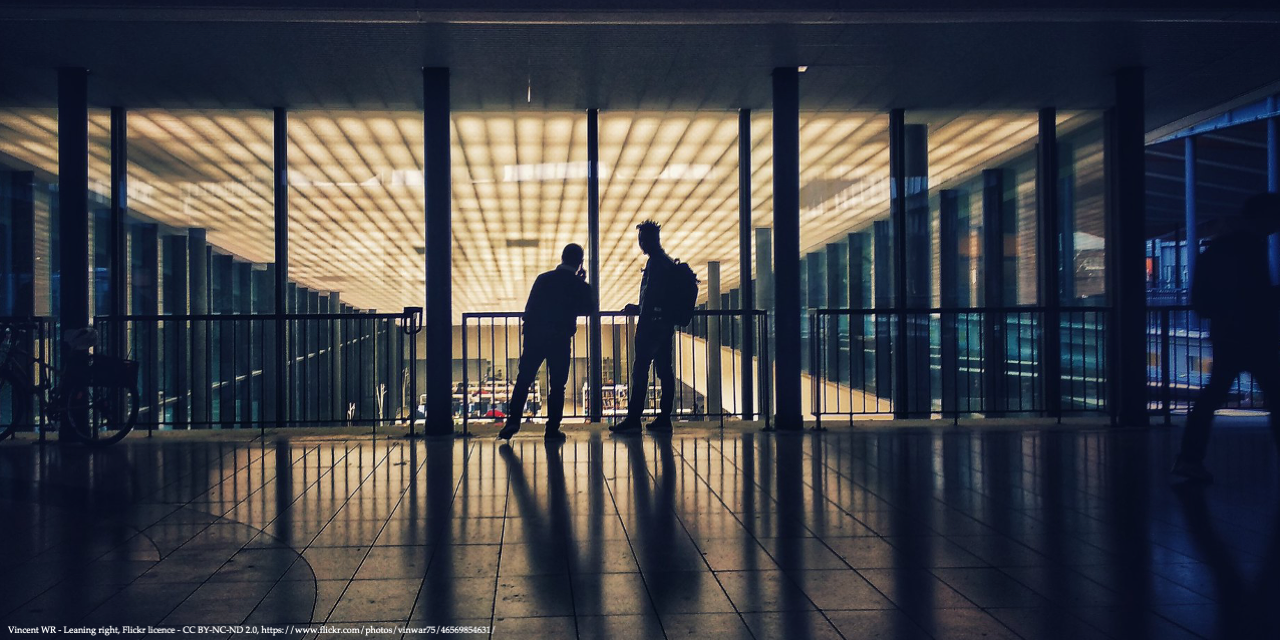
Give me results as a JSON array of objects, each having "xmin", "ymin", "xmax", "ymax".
[{"xmin": 663, "ymin": 260, "xmax": 700, "ymax": 327}]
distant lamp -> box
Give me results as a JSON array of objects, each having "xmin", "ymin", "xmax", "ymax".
[{"xmin": 797, "ymin": 66, "xmax": 809, "ymax": 73}]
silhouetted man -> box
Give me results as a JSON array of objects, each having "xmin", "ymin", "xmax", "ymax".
[
  {"xmin": 498, "ymin": 243, "xmax": 593, "ymax": 441},
  {"xmin": 1175, "ymin": 192, "xmax": 1280, "ymax": 483},
  {"xmin": 611, "ymin": 221, "xmax": 677, "ymax": 434}
]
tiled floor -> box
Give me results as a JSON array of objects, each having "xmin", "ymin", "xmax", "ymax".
[{"xmin": 2, "ymin": 423, "xmax": 1280, "ymax": 639}]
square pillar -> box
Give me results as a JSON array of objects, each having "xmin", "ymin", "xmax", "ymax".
[
  {"xmin": 848, "ymin": 232, "xmax": 870, "ymax": 389},
  {"xmin": 162, "ymin": 234, "xmax": 189, "ymax": 426},
  {"xmin": 981, "ymin": 169, "xmax": 1008, "ymax": 413},
  {"xmin": 771, "ymin": 66, "xmax": 803, "ymax": 430},
  {"xmin": 131, "ymin": 223, "xmax": 158, "ymax": 425},
  {"xmin": 873, "ymin": 219, "xmax": 894, "ymax": 403},
  {"xmin": 706, "ymin": 261, "xmax": 722, "ymax": 416},
  {"xmin": 1107, "ymin": 67, "xmax": 1148, "ymax": 427},
  {"xmin": 189, "ymin": 229, "xmax": 210, "ymax": 427},
  {"xmin": 423, "ymin": 67, "xmax": 454, "ymax": 435}
]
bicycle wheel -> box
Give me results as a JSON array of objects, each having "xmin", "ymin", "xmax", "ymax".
[
  {"xmin": 0, "ymin": 372, "xmax": 28, "ymax": 441},
  {"xmin": 61, "ymin": 384, "xmax": 138, "ymax": 446}
]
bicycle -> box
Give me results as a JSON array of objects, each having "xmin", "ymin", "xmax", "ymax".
[{"xmin": 0, "ymin": 322, "xmax": 139, "ymax": 446}]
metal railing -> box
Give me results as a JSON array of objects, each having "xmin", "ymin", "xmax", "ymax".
[
  {"xmin": 1147, "ymin": 304, "xmax": 1263, "ymax": 420},
  {"xmin": 94, "ymin": 308, "xmax": 422, "ymax": 433},
  {"xmin": 807, "ymin": 307, "xmax": 1109, "ymax": 424},
  {"xmin": 0, "ymin": 316, "xmax": 56, "ymax": 438},
  {"xmin": 459, "ymin": 309, "xmax": 771, "ymax": 434}
]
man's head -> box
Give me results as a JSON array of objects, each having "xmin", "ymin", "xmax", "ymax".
[
  {"xmin": 637, "ymin": 220, "xmax": 661, "ymax": 255},
  {"xmin": 561, "ymin": 243, "xmax": 585, "ymax": 268},
  {"xmin": 1242, "ymin": 192, "xmax": 1280, "ymax": 234}
]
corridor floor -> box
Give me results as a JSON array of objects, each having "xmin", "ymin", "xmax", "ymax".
[{"xmin": 2, "ymin": 424, "xmax": 1278, "ymax": 639}]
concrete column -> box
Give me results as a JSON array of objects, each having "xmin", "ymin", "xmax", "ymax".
[
  {"xmin": 236, "ymin": 261, "xmax": 253, "ymax": 427},
  {"xmin": 939, "ymin": 190, "xmax": 961, "ymax": 415},
  {"xmin": 873, "ymin": 219, "xmax": 894, "ymax": 402},
  {"xmin": 738, "ymin": 109, "xmax": 755, "ymax": 419},
  {"xmin": 1038, "ymin": 108, "xmax": 1063, "ymax": 418},
  {"xmin": 423, "ymin": 67, "xmax": 454, "ymax": 435},
  {"xmin": 273, "ymin": 107, "xmax": 289, "ymax": 429},
  {"xmin": 755, "ymin": 227, "xmax": 774, "ymax": 419},
  {"xmin": 707, "ymin": 261, "xmax": 722, "ymax": 416},
  {"xmin": 163, "ymin": 234, "xmax": 189, "ymax": 426},
  {"xmin": 848, "ymin": 232, "xmax": 870, "ymax": 388},
  {"xmin": 772, "ymin": 67, "xmax": 803, "ymax": 430},
  {"xmin": 189, "ymin": 229, "xmax": 209, "ymax": 427},
  {"xmin": 213, "ymin": 253, "xmax": 234, "ymax": 428},
  {"xmin": 1267, "ymin": 109, "xmax": 1279, "ymax": 281},
  {"xmin": 131, "ymin": 223, "xmax": 158, "ymax": 425},
  {"xmin": 587, "ymin": 108, "xmax": 603, "ymax": 422},
  {"xmin": 981, "ymin": 169, "xmax": 1007, "ymax": 413},
  {"xmin": 58, "ymin": 67, "xmax": 89, "ymax": 441},
  {"xmin": 898, "ymin": 121, "xmax": 931, "ymax": 417},
  {"xmin": 258, "ymin": 265, "xmax": 277, "ymax": 426},
  {"xmin": 1108, "ymin": 67, "xmax": 1149, "ymax": 427},
  {"xmin": 1184, "ymin": 137, "xmax": 1198, "ymax": 290},
  {"xmin": 4, "ymin": 171, "xmax": 36, "ymax": 431},
  {"xmin": 825, "ymin": 242, "xmax": 843, "ymax": 382}
]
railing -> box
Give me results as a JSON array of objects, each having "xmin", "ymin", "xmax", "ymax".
[
  {"xmin": 95, "ymin": 308, "xmax": 422, "ymax": 433},
  {"xmin": 807, "ymin": 307, "xmax": 1109, "ymax": 423},
  {"xmin": 0, "ymin": 316, "xmax": 56, "ymax": 438},
  {"xmin": 1147, "ymin": 304, "xmax": 1263, "ymax": 420},
  {"xmin": 459, "ymin": 309, "xmax": 771, "ymax": 434}
]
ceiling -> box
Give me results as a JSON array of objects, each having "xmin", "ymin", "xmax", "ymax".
[{"xmin": 0, "ymin": 7, "xmax": 1275, "ymax": 314}]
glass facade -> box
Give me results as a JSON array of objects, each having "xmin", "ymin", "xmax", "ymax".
[{"xmin": 0, "ymin": 98, "xmax": 1143, "ymax": 429}]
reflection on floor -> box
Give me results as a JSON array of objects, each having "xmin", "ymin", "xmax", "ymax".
[{"xmin": 2, "ymin": 425, "xmax": 1279, "ymax": 639}]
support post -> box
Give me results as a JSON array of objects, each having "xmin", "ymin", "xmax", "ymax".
[
  {"xmin": 707, "ymin": 261, "xmax": 722, "ymax": 416},
  {"xmin": 848, "ymin": 232, "xmax": 869, "ymax": 389},
  {"xmin": 423, "ymin": 67, "xmax": 454, "ymax": 435},
  {"xmin": 587, "ymin": 108, "xmax": 603, "ymax": 422},
  {"xmin": 982, "ymin": 169, "xmax": 1007, "ymax": 414},
  {"xmin": 1267, "ymin": 108, "xmax": 1279, "ymax": 280},
  {"xmin": 1185, "ymin": 137, "xmax": 1198, "ymax": 289},
  {"xmin": 1108, "ymin": 67, "xmax": 1149, "ymax": 427},
  {"xmin": 739, "ymin": 109, "xmax": 755, "ymax": 420},
  {"xmin": 189, "ymin": 229, "xmax": 209, "ymax": 427},
  {"xmin": 109, "ymin": 107, "xmax": 128, "ymax": 359},
  {"xmin": 873, "ymin": 220, "xmax": 894, "ymax": 403},
  {"xmin": 58, "ymin": 67, "xmax": 89, "ymax": 441},
  {"xmin": 1038, "ymin": 108, "xmax": 1063, "ymax": 418},
  {"xmin": 4, "ymin": 171, "xmax": 36, "ymax": 432},
  {"xmin": 131, "ymin": 223, "xmax": 158, "ymax": 426},
  {"xmin": 939, "ymin": 190, "xmax": 961, "ymax": 415},
  {"xmin": 772, "ymin": 67, "xmax": 802, "ymax": 430},
  {"xmin": 755, "ymin": 228, "xmax": 774, "ymax": 421},
  {"xmin": 825, "ymin": 242, "xmax": 843, "ymax": 383},
  {"xmin": 163, "ymin": 234, "xmax": 188, "ymax": 426},
  {"xmin": 273, "ymin": 106, "xmax": 289, "ymax": 429}
]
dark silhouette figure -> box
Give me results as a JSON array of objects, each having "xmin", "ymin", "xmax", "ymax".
[
  {"xmin": 1176, "ymin": 192, "xmax": 1280, "ymax": 483},
  {"xmin": 611, "ymin": 221, "xmax": 677, "ymax": 434},
  {"xmin": 498, "ymin": 244, "xmax": 593, "ymax": 441}
]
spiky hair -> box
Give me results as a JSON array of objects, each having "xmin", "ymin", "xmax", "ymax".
[{"xmin": 636, "ymin": 220, "xmax": 661, "ymax": 237}]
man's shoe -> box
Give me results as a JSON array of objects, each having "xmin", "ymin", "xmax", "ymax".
[
  {"xmin": 609, "ymin": 416, "xmax": 643, "ymax": 434},
  {"xmin": 544, "ymin": 429, "xmax": 567, "ymax": 442},
  {"xmin": 647, "ymin": 415, "xmax": 674, "ymax": 433},
  {"xmin": 497, "ymin": 422, "xmax": 520, "ymax": 440},
  {"xmin": 1172, "ymin": 459, "xmax": 1214, "ymax": 484}
]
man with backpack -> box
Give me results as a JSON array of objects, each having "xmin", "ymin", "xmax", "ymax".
[
  {"xmin": 498, "ymin": 243, "xmax": 594, "ymax": 441},
  {"xmin": 1176, "ymin": 192, "xmax": 1280, "ymax": 482},
  {"xmin": 610, "ymin": 220, "xmax": 698, "ymax": 434}
]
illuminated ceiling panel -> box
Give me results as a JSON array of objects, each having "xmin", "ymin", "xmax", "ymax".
[{"xmin": 0, "ymin": 108, "xmax": 1099, "ymax": 317}]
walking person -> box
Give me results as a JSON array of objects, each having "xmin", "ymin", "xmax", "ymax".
[
  {"xmin": 1174, "ymin": 192, "xmax": 1280, "ymax": 483},
  {"xmin": 610, "ymin": 221, "xmax": 686, "ymax": 434},
  {"xmin": 498, "ymin": 243, "xmax": 594, "ymax": 441}
]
